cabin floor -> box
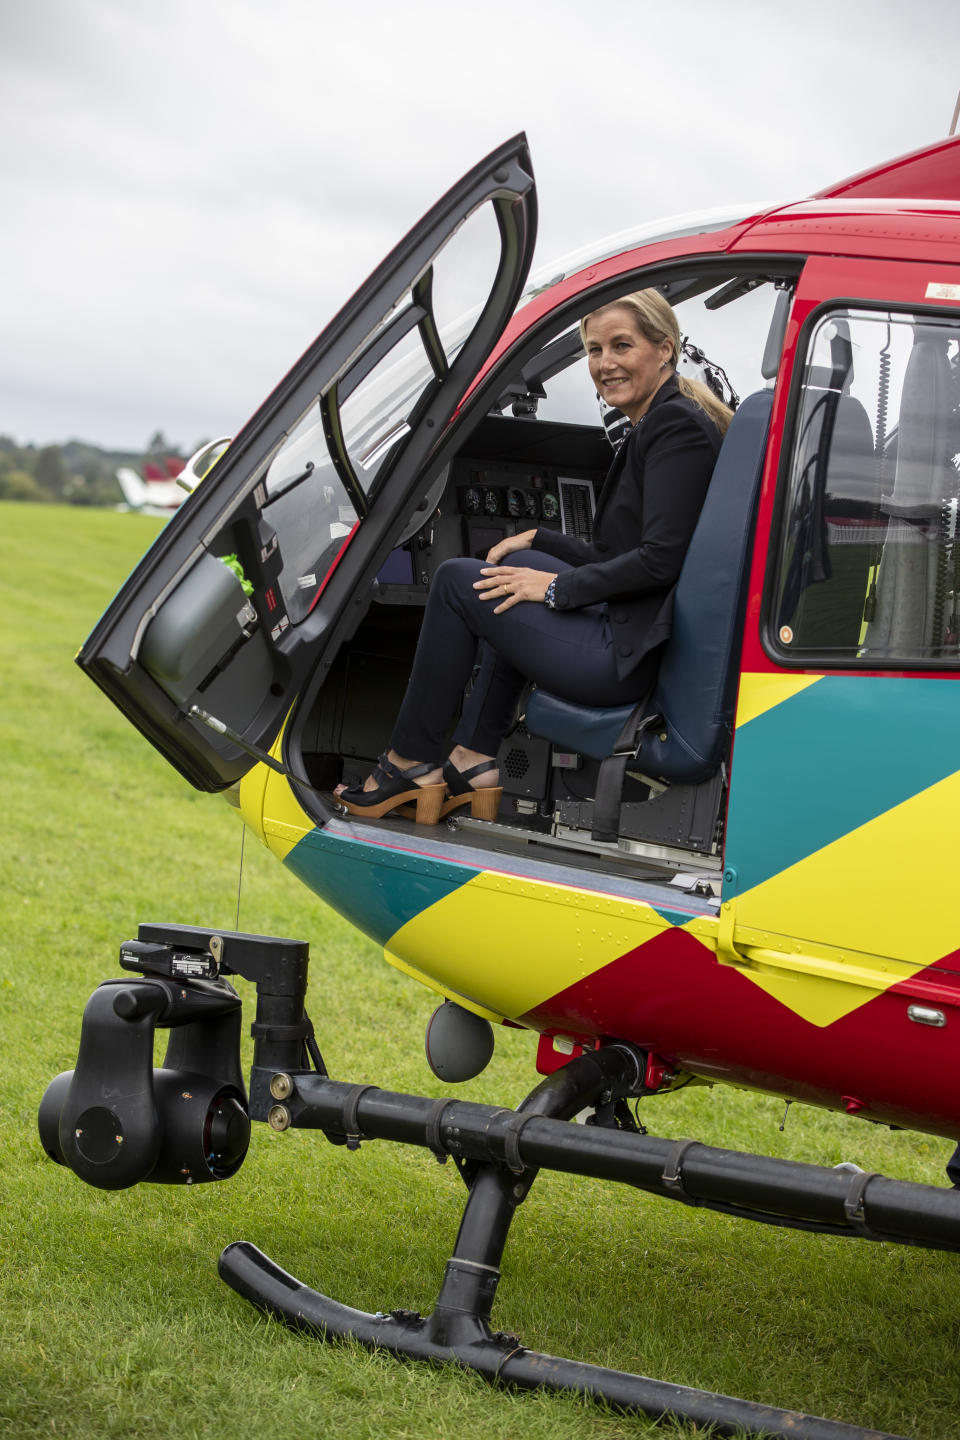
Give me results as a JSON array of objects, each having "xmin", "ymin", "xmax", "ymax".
[
  {"xmin": 302, "ymin": 772, "xmax": 723, "ymax": 916},
  {"xmin": 317, "ymin": 810, "xmax": 723, "ymax": 931}
]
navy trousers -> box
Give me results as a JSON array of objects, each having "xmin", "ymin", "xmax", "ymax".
[{"xmin": 390, "ymin": 551, "xmax": 658, "ymax": 763}]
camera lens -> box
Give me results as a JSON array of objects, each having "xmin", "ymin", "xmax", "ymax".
[
  {"xmin": 205, "ymin": 1091, "xmax": 250, "ymax": 1174},
  {"xmin": 73, "ymin": 1107, "xmax": 124, "ymax": 1164}
]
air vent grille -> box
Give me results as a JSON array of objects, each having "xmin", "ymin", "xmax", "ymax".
[{"xmin": 504, "ymin": 747, "xmax": 529, "ymax": 780}]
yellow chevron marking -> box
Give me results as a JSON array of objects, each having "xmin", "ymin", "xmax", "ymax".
[
  {"xmin": 261, "ymin": 772, "xmax": 313, "ymax": 858},
  {"xmin": 735, "ymin": 672, "xmax": 821, "ymax": 729},
  {"xmin": 237, "ymin": 724, "xmax": 312, "ymax": 860},
  {"xmin": 725, "ymin": 769, "xmax": 960, "ymax": 1024},
  {"xmin": 386, "ymin": 872, "xmax": 671, "ymax": 1020},
  {"xmin": 236, "ymin": 762, "xmax": 269, "ymax": 842},
  {"xmin": 382, "ymin": 948, "xmax": 507, "ymax": 1023},
  {"xmin": 680, "ymin": 911, "xmax": 925, "ymax": 1027},
  {"xmin": 738, "ymin": 767, "xmax": 960, "ymax": 965},
  {"xmin": 734, "ymin": 946, "xmax": 915, "ymax": 1026}
]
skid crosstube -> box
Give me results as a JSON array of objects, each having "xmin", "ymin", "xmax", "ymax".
[{"xmin": 251, "ymin": 1055, "xmax": 960, "ymax": 1252}]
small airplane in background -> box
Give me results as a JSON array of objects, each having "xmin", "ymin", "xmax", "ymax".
[
  {"xmin": 116, "ymin": 441, "xmax": 230, "ymax": 516},
  {"xmin": 116, "ymin": 456, "xmax": 186, "ymax": 516}
]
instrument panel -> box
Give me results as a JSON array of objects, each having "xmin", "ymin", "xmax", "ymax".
[
  {"xmin": 458, "ymin": 480, "xmax": 554, "ymax": 523},
  {"xmin": 373, "ymin": 417, "xmax": 608, "ymax": 601},
  {"xmin": 455, "ymin": 462, "xmax": 595, "ymax": 559}
]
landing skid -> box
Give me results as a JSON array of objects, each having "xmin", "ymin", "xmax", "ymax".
[
  {"xmin": 220, "ymin": 1243, "xmax": 866, "ymax": 1440},
  {"xmin": 232, "ymin": 1046, "xmax": 960, "ymax": 1440}
]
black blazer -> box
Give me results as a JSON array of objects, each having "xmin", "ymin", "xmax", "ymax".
[{"xmin": 533, "ymin": 377, "xmax": 723, "ymax": 681}]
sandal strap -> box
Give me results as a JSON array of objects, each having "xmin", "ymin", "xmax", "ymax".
[
  {"xmin": 339, "ymin": 754, "xmax": 438, "ymax": 808},
  {"xmin": 376, "ymin": 753, "xmax": 436, "ymax": 783},
  {"xmin": 442, "ymin": 758, "xmax": 499, "ymax": 795}
]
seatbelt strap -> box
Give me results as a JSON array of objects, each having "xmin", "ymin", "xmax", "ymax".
[{"xmin": 591, "ymin": 693, "xmax": 661, "ymax": 843}]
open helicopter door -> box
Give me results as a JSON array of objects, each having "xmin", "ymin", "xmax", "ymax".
[
  {"xmin": 77, "ymin": 136, "xmax": 537, "ymax": 793},
  {"xmin": 721, "ymin": 253, "xmax": 960, "ymax": 1106}
]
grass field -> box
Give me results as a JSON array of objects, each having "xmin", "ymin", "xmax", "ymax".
[{"xmin": 2, "ymin": 502, "xmax": 960, "ymax": 1439}]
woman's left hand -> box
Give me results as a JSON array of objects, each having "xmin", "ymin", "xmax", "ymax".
[{"xmin": 475, "ymin": 565, "xmax": 557, "ymax": 614}]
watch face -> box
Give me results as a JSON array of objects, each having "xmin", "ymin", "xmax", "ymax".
[{"xmin": 541, "ymin": 492, "xmax": 559, "ymax": 520}]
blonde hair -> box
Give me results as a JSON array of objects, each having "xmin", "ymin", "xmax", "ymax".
[{"xmin": 581, "ymin": 289, "xmax": 733, "ymax": 437}]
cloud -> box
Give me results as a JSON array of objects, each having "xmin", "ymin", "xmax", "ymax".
[{"xmin": 1, "ymin": 0, "xmax": 957, "ymax": 446}]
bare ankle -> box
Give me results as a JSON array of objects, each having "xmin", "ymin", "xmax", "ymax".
[
  {"xmin": 448, "ymin": 746, "xmax": 499, "ymax": 789},
  {"xmin": 450, "ymin": 745, "xmax": 496, "ymax": 770}
]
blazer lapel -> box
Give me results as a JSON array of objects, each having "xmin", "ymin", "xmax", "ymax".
[
  {"xmin": 592, "ymin": 378, "xmax": 682, "ymax": 529},
  {"xmin": 592, "ymin": 430, "xmax": 632, "ymax": 527}
]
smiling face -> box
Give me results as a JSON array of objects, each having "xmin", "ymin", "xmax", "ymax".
[{"xmin": 583, "ymin": 305, "xmax": 674, "ymax": 424}]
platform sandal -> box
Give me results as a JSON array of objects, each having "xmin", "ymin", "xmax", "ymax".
[
  {"xmin": 337, "ymin": 754, "xmax": 446, "ymax": 825},
  {"xmin": 438, "ymin": 758, "xmax": 502, "ymax": 821}
]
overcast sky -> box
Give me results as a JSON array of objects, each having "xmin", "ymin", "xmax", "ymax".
[{"xmin": 1, "ymin": 0, "xmax": 958, "ymax": 452}]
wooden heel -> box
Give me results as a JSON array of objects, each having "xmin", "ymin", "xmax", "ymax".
[
  {"xmin": 412, "ymin": 784, "xmax": 446, "ymax": 825},
  {"xmin": 468, "ymin": 786, "xmax": 502, "ymax": 821}
]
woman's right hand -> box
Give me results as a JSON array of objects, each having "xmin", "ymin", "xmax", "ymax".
[{"xmin": 485, "ymin": 529, "xmax": 537, "ymax": 564}]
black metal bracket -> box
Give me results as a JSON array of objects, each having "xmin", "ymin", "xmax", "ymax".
[{"xmin": 132, "ymin": 922, "xmax": 324, "ymax": 1114}]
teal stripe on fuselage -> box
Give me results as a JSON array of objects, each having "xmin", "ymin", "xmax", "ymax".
[
  {"xmin": 725, "ymin": 675, "xmax": 960, "ymax": 897},
  {"xmin": 283, "ymin": 825, "xmax": 480, "ymax": 947},
  {"xmin": 651, "ymin": 904, "xmax": 711, "ymax": 927}
]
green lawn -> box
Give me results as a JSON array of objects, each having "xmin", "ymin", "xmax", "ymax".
[{"xmin": 2, "ymin": 503, "xmax": 959, "ymax": 1439}]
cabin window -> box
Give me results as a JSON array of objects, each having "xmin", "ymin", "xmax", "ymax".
[
  {"xmin": 532, "ymin": 282, "xmax": 781, "ymax": 429},
  {"xmin": 771, "ymin": 307, "xmax": 960, "ymax": 665}
]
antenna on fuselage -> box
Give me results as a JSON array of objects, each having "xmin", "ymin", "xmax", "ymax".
[{"xmin": 951, "ymin": 88, "xmax": 960, "ymax": 136}]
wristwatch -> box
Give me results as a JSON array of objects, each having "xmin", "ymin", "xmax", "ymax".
[{"xmin": 543, "ymin": 578, "xmax": 558, "ymax": 610}]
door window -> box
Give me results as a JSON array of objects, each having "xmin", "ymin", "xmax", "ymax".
[
  {"xmin": 770, "ymin": 307, "xmax": 960, "ymax": 664},
  {"xmin": 263, "ymin": 202, "xmax": 506, "ymax": 623}
]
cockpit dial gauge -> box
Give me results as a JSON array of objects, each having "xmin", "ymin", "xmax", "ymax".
[
  {"xmin": 506, "ymin": 487, "xmax": 525, "ymax": 518},
  {"xmin": 463, "ymin": 487, "xmax": 481, "ymax": 514},
  {"xmin": 483, "ymin": 488, "xmax": 500, "ymax": 516},
  {"xmin": 523, "ymin": 491, "xmax": 540, "ymax": 520},
  {"xmin": 541, "ymin": 493, "xmax": 559, "ymax": 520}
]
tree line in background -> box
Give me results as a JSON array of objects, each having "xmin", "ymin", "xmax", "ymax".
[{"xmin": 0, "ymin": 431, "xmax": 187, "ymax": 506}]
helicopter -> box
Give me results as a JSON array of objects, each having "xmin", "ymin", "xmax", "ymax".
[{"xmin": 39, "ymin": 131, "xmax": 960, "ymax": 1439}]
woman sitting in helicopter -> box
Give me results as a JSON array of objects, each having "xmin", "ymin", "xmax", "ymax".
[{"xmin": 337, "ymin": 288, "xmax": 733, "ymax": 824}]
